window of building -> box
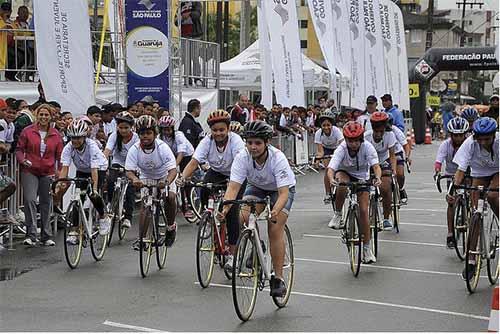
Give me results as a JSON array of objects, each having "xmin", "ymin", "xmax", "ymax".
[
  {"xmin": 410, "ymin": 29, "xmax": 422, "ymax": 43},
  {"xmin": 300, "ymin": 20, "xmax": 308, "ymax": 29},
  {"xmin": 300, "ymin": 40, "xmax": 308, "ymax": 49}
]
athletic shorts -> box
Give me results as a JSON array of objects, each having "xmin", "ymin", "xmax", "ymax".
[
  {"xmin": 334, "ymin": 170, "xmax": 370, "ymax": 192},
  {"xmin": 243, "ymin": 185, "xmax": 295, "ymax": 215}
]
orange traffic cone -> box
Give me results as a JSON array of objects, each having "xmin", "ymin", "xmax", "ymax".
[
  {"xmin": 489, "ymin": 286, "xmax": 499, "ymax": 332},
  {"xmin": 424, "ymin": 128, "xmax": 432, "ymax": 144}
]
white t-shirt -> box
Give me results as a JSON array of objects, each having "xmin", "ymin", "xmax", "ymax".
[
  {"xmin": 125, "ymin": 138, "xmax": 177, "ymax": 180},
  {"xmin": 453, "ymin": 133, "xmax": 499, "ymax": 178},
  {"xmin": 391, "ymin": 125, "xmax": 407, "ymax": 154},
  {"xmin": 364, "ymin": 130, "xmax": 397, "ymax": 163},
  {"xmin": 279, "ymin": 114, "xmax": 288, "ymax": 128},
  {"xmin": 356, "ymin": 113, "xmax": 372, "ymax": 132},
  {"xmin": 0, "ymin": 120, "xmax": 14, "ymax": 143},
  {"xmin": 39, "ymin": 130, "xmax": 47, "ymax": 157},
  {"xmin": 103, "ymin": 119, "xmax": 117, "ymax": 137},
  {"xmin": 61, "ymin": 138, "xmax": 104, "ymax": 173},
  {"xmin": 230, "ymin": 145, "xmax": 296, "ymax": 191},
  {"xmin": 314, "ymin": 127, "xmax": 344, "ymax": 150},
  {"xmin": 193, "ymin": 132, "xmax": 245, "ymax": 176},
  {"xmin": 105, "ymin": 131, "xmax": 139, "ymax": 167},
  {"xmin": 328, "ymin": 141, "xmax": 379, "ymax": 180},
  {"xmin": 435, "ymin": 138, "xmax": 459, "ymax": 176},
  {"xmin": 160, "ymin": 131, "xmax": 194, "ymax": 157}
]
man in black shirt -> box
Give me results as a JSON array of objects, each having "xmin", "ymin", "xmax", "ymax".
[{"xmin": 179, "ymin": 99, "xmax": 203, "ymax": 148}]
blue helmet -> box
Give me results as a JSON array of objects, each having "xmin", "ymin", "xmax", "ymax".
[
  {"xmin": 472, "ymin": 117, "xmax": 497, "ymax": 136},
  {"xmin": 447, "ymin": 116, "xmax": 469, "ymax": 134},
  {"xmin": 461, "ymin": 107, "xmax": 479, "ymax": 122}
]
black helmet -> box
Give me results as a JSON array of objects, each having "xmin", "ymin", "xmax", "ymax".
[{"xmin": 242, "ymin": 120, "xmax": 274, "ymax": 140}]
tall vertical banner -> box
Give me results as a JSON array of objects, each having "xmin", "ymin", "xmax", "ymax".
[
  {"xmin": 362, "ymin": 0, "xmax": 386, "ymax": 99},
  {"xmin": 389, "ymin": 1, "xmax": 410, "ymax": 110},
  {"xmin": 257, "ymin": 0, "xmax": 273, "ymax": 109},
  {"xmin": 380, "ymin": 0, "xmax": 399, "ymax": 106},
  {"xmin": 125, "ymin": 0, "xmax": 169, "ymax": 106},
  {"xmin": 307, "ymin": 0, "xmax": 337, "ymax": 97},
  {"xmin": 265, "ymin": 0, "xmax": 305, "ymax": 107},
  {"xmin": 331, "ymin": 0, "xmax": 352, "ymax": 78},
  {"xmin": 348, "ymin": 0, "xmax": 366, "ymax": 110},
  {"xmin": 34, "ymin": 0, "xmax": 95, "ymax": 114}
]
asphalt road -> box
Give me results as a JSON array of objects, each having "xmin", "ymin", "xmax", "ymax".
[{"xmin": 0, "ymin": 142, "xmax": 496, "ymax": 331}]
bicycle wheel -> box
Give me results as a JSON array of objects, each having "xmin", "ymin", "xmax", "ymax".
[
  {"xmin": 232, "ymin": 229, "xmax": 259, "ymax": 322},
  {"xmin": 196, "ymin": 212, "xmax": 215, "ymax": 288},
  {"xmin": 465, "ymin": 213, "xmax": 482, "ymax": 293},
  {"xmin": 155, "ymin": 205, "xmax": 168, "ymax": 270},
  {"xmin": 90, "ymin": 209, "xmax": 109, "ymax": 261},
  {"xmin": 453, "ymin": 198, "xmax": 467, "ymax": 261},
  {"xmin": 391, "ymin": 179, "xmax": 400, "ymax": 233},
  {"xmin": 219, "ymin": 223, "xmax": 233, "ymax": 280},
  {"xmin": 107, "ymin": 192, "xmax": 120, "ymax": 246},
  {"xmin": 369, "ymin": 196, "xmax": 379, "ymax": 257},
  {"xmin": 118, "ymin": 218, "xmax": 127, "ymax": 240},
  {"xmin": 486, "ymin": 213, "xmax": 499, "ymax": 285},
  {"xmin": 190, "ymin": 187, "xmax": 203, "ymax": 221},
  {"xmin": 63, "ymin": 202, "xmax": 83, "ymax": 269},
  {"xmin": 139, "ymin": 210, "xmax": 154, "ymax": 278},
  {"xmin": 272, "ymin": 224, "xmax": 294, "ymax": 308},
  {"xmin": 346, "ymin": 206, "xmax": 362, "ymax": 277}
]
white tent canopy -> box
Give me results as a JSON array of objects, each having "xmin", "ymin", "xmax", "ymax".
[{"xmin": 220, "ymin": 40, "xmax": 330, "ymax": 91}]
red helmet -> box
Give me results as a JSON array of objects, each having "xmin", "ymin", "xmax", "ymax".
[
  {"xmin": 370, "ymin": 111, "xmax": 389, "ymax": 123},
  {"xmin": 343, "ymin": 121, "xmax": 364, "ymax": 139}
]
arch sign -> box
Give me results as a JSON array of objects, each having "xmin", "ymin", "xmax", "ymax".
[{"xmin": 413, "ymin": 47, "xmax": 498, "ymax": 82}]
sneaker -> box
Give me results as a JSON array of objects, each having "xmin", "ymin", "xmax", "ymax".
[
  {"xmin": 270, "ymin": 276, "xmax": 287, "ymax": 298},
  {"xmin": 446, "ymin": 236, "xmax": 456, "ymax": 249},
  {"xmin": 43, "ymin": 239, "xmax": 56, "ymax": 247},
  {"xmin": 323, "ymin": 196, "xmax": 332, "ymax": 205},
  {"xmin": 165, "ymin": 223, "xmax": 177, "ymax": 248},
  {"xmin": 23, "ymin": 238, "xmax": 34, "ymax": 246},
  {"xmin": 121, "ymin": 219, "xmax": 131, "ymax": 229},
  {"xmin": 224, "ymin": 254, "xmax": 234, "ymax": 272},
  {"xmin": 99, "ymin": 218, "xmax": 111, "ymax": 235},
  {"xmin": 383, "ymin": 219, "xmax": 393, "ymax": 231},
  {"xmin": 328, "ymin": 211, "xmax": 343, "ymax": 229},
  {"xmin": 462, "ymin": 263, "xmax": 476, "ymax": 281},
  {"xmin": 400, "ymin": 189, "xmax": 408, "ymax": 204},
  {"xmin": 363, "ymin": 247, "xmax": 377, "ymax": 264},
  {"xmin": 66, "ymin": 232, "xmax": 79, "ymax": 245}
]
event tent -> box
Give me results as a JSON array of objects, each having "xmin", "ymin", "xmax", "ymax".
[{"xmin": 220, "ymin": 40, "xmax": 330, "ymax": 91}]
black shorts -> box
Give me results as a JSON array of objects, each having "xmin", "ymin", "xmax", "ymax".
[
  {"xmin": 474, "ymin": 172, "xmax": 499, "ymax": 184},
  {"xmin": 334, "ymin": 170, "xmax": 370, "ymax": 192}
]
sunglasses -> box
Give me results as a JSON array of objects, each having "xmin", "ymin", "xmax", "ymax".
[{"xmin": 247, "ymin": 140, "xmax": 265, "ymax": 146}]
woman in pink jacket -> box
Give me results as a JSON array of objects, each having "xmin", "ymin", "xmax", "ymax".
[{"xmin": 16, "ymin": 104, "xmax": 63, "ymax": 246}]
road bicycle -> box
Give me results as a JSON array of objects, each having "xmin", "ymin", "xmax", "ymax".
[
  {"xmin": 189, "ymin": 180, "xmax": 232, "ymax": 288},
  {"xmin": 369, "ymin": 184, "xmax": 382, "ymax": 257},
  {"xmin": 107, "ymin": 166, "xmax": 130, "ymax": 246},
  {"xmin": 224, "ymin": 197, "xmax": 294, "ymax": 322},
  {"xmin": 52, "ymin": 178, "xmax": 109, "ymax": 269},
  {"xmin": 436, "ymin": 173, "xmax": 472, "ymax": 260},
  {"xmin": 137, "ymin": 183, "xmax": 169, "ymax": 278},
  {"xmin": 390, "ymin": 173, "xmax": 401, "ymax": 233},
  {"xmin": 453, "ymin": 184, "xmax": 499, "ymax": 293}
]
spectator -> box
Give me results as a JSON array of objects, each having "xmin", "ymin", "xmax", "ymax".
[
  {"xmin": 305, "ymin": 106, "xmax": 316, "ymax": 132},
  {"xmin": 56, "ymin": 111, "xmax": 72, "ymax": 144},
  {"xmin": 318, "ymin": 97, "xmax": 326, "ymax": 108},
  {"xmin": 253, "ymin": 104, "xmax": 266, "ymax": 122},
  {"xmin": 12, "ymin": 100, "xmax": 35, "ymax": 150},
  {"xmin": 313, "ymin": 105, "xmax": 322, "ymax": 127},
  {"xmin": 6, "ymin": 5, "xmax": 32, "ymax": 81},
  {"xmin": 175, "ymin": 1, "xmax": 203, "ymax": 39},
  {"xmin": 86, "ymin": 105, "xmax": 106, "ymax": 145},
  {"xmin": 16, "ymin": 104, "xmax": 63, "ymax": 246},
  {"xmin": 47, "ymin": 101, "xmax": 61, "ymax": 115},
  {"xmin": 381, "ymin": 94, "xmax": 404, "ymax": 132},
  {"xmin": 135, "ymin": 101, "xmax": 145, "ymax": 115},
  {"xmin": 326, "ymin": 99, "xmax": 335, "ymax": 108},
  {"xmin": 143, "ymin": 102, "xmax": 154, "ymax": 116},
  {"xmin": 484, "ymin": 94, "xmax": 499, "ymax": 122},
  {"xmin": 231, "ymin": 94, "xmax": 249, "ymax": 125},
  {"xmin": 101, "ymin": 104, "xmax": 117, "ymax": 137},
  {"xmin": 0, "ymin": 2, "xmax": 12, "ymax": 74},
  {"xmin": 0, "ymin": 99, "xmax": 16, "ymax": 153},
  {"xmin": 267, "ymin": 104, "xmax": 281, "ymax": 127},
  {"xmin": 0, "ymin": 98, "xmax": 15, "ymax": 205},
  {"xmin": 127, "ymin": 104, "xmax": 140, "ymax": 118},
  {"xmin": 179, "ymin": 98, "xmax": 203, "ymax": 148},
  {"xmin": 356, "ymin": 95, "xmax": 378, "ymax": 131}
]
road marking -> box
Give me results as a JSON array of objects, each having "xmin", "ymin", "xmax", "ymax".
[
  {"xmin": 295, "ymin": 257, "xmax": 488, "ymax": 279},
  {"xmin": 303, "ymin": 234, "xmax": 445, "ymax": 247},
  {"xmin": 102, "ymin": 320, "xmax": 162, "ymax": 332},
  {"xmin": 294, "ymin": 208, "xmax": 445, "ymax": 213},
  {"xmin": 400, "ymin": 222, "xmax": 445, "ymax": 228},
  {"xmin": 400, "ymin": 208, "xmax": 444, "ymax": 213},
  {"xmin": 199, "ymin": 283, "xmax": 488, "ymax": 321}
]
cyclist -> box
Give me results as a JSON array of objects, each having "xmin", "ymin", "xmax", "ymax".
[
  {"xmin": 364, "ymin": 112, "xmax": 397, "ymax": 231},
  {"xmin": 434, "ymin": 117, "xmax": 469, "ymax": 248},
  {"xmin": 220, "ymin": 120, "xmax": 296, "ymax": 297},
  {"xmin": 125, "ymin": 115, "xmax": 178, "ymax": 248},
  {"xmin": 387, "ymin": 113, "xmax": 411, "ymax": 204},
  {"xmin": 229, "ymin": 121, "xmax": 244, "ymax": 137},
  {"xmin": 103, "ymin": 111, "xmax": 139, "ymax": 230},
  {"xmin": 326, "ymin": 121, "xmax": 382, "ymax": 263},
  {"xmin": 314, "ymin": 109, "xmax": 344, "ymax": 207},
  {"xmin": 460, "ymin": 106, "xmax": 479, "ymax": 134},
  {"xmin": 177, "ymin": 110, "xmax": 246, "ymax": 269},
  {"xmin": 158, "ymin": 115, "xmax": 196, "ymax": 219},
  {"xmin": 55, "ymin": 119, "xmax": 110, "ymax": 244},
  {"xmin": 450, "ymin": 117, "xmax": 499, "ymax": 280}
]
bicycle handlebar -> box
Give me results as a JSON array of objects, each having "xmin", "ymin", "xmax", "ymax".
[
  {"xmin": 435, "ymin": 174, "xmax": 453, "ymax": 193},
  {"xmin": 51, "ymin": 177, "xmax": 92, "ymax": 192},
  {"xmin": 222, "ymin": 198, "xmax": 269, "ymax": 206},
  {"xmin": 452, "ymin": 185, "xmax": 499, "ymax": 193},
  {"xmin": 185, "ymin": 180, "xmax": 228, "ymax": 190}
]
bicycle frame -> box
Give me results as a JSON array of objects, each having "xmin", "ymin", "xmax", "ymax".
[{"xmin": 65, "ymin": 181, "xmax": 94, "ymax": 238}]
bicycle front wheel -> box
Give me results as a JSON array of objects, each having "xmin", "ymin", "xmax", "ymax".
[
  {"xmin": 232, "ymin": 229, "xmax": 259, "ymax": 322},
  {"xmin": 196, "ymin": 212, "xmax": 215, "ymax": 288},
  {"xmin": 63, "ymin": 202, "xmax": 83, "ymax": 269},
  {"xmin": 465, "ymin": 213, "xmax": 482, "ymax": 293},
  {"xmin": 139, "ymin": 210, "xmax": 154, "ymax": 278},
  {"xmin": 486, "ymin": 213, "xmax": 499, "ymax": 284},
  {"xmin": 272, "ymin": 224, "xmax": 294, "ymax": 308},
  {"xmin": 155, "ymin": 205, "xmax": 168, "ymax": 270},
  {"xmin": 90, "ymin": 209, "xmax": 109, "ymax": 262},
  {"xmin": 346, "ymin": 206, "xmax": 362, "ymax": 277},
  {"xmin": 369, "ymin": 197, "xmax": 379, "ymax": 257},
  {"xmin": 391, "ymin": 180, "xmax": 400, "ymax": 233},
  {"xmin": 453, "ymin": 198, "xmax": 467, "ymax": 261},
  {"xmin": 190, "ymin": 187, "xmax": 203, "ymax": 221}
]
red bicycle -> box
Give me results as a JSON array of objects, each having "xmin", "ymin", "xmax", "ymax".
[{"xmin": 188, "ymin": 181, "xmax": 232, "ymax": 288}]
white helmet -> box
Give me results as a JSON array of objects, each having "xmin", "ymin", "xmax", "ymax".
[{"xmin": 67, "ymin": 119, "xmax": 89, "ymax": 137}]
